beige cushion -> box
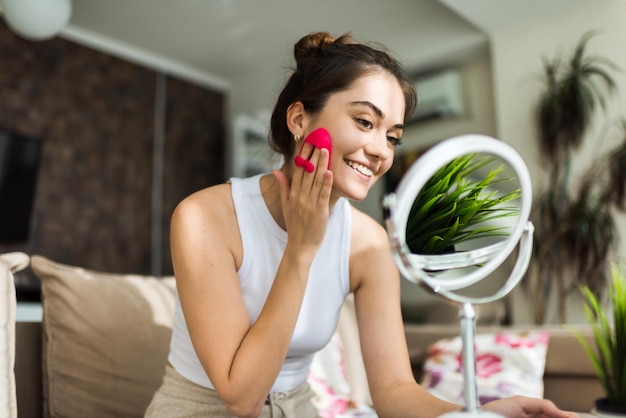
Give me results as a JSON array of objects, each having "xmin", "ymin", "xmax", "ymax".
[
  {"xmin": 0, "ymin": 252, "xmax": 30, "ymax": 418},
  {"xmin": 30, "ymin": 255, "xmax": 176, "ymax": 418}
]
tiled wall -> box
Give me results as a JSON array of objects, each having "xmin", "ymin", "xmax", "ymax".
[{"xmin": 0, "ymin": 21, "xmax": 225, "ymax": 284}]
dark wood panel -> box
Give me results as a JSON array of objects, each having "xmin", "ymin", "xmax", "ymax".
[{"xmin": 0, "ymin": 21, "xmax": 225, "ymax": 291}]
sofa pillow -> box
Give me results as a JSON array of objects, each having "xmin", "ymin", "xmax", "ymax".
[
  {"xmin": 308, "ymin": 333, "xmax": 377, "ymax": 418},
  {"xmin": 421, "ymin": 331, "xmax": 549, "ymax": 406},
  {"xmin": 0, "ymin": 252, "xmax": 30, "ymax": 418},
  {"xmin": 30, "ymin": 255, "xmax": 176, "ymax": 418}
]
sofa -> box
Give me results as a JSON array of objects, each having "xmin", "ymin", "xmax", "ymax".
[{"xmin": 3, "ymin": 253, "xmax": 604, "ymax": 417}]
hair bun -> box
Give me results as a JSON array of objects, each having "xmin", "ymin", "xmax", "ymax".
[{"xmin": 293, "ymin": 32, "xmax": 336, "ymax": 62}]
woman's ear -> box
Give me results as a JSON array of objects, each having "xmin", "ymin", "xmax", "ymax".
[{"xmin": 286, "ymin": 102, "xmax": 305, "ymax": 135}]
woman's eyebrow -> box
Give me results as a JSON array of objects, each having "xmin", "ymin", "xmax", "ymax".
[
  {"xmin": 350, "ymin": 101, "xmax": 405, "ymax": 130},
  {"xmin": 350, "ymin": 101, "xmax": 384, "ymax": 118}
]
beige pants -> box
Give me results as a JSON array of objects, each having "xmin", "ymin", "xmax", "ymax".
[{"xmin": 144, "ymin": 365, "xmax": 320, "ymax": 418}]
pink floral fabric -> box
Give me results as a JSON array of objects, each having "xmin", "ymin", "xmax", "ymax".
[
  {"xmin": 308, "ymin": 334, "xmax": 377, "ymax": 417},
  {"xmin": 421, "ymin": 331, "xmax": 549, "ymax": 405}
]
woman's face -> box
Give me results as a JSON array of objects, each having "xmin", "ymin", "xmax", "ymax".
[{"xmin": 303, "ymin": 71, "xmax": 406, "ymax": 201}]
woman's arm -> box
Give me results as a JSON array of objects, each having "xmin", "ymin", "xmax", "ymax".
[
  {"xmin": 171, "ymin": 186, "xmax": 304, "ymax": 417},
  {"xmin": 172, "ymin": 147, "xmax": 333, "ymax": 418},
  {"xmin": 349, "ymin": 209, "xmax": 462, "ymax": 417}
]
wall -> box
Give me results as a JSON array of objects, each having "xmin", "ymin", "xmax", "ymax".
[
  {"xmin": 490, "ymin": 0, "xmax": 626, "ymax": 324},
  {"xmin": 0, "ymin": 21, "xmax": 226, "ymax": 287}
]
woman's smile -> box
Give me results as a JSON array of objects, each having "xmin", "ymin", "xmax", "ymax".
[{"xmin": 344, "ymin": 159, "xmax": 374, "ymax": 178}]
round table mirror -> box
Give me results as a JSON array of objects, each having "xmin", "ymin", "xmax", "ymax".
[{"xmin": 383, "ymin": 134, "xmax": 534, "ymax": 417}]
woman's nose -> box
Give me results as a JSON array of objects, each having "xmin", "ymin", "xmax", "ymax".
[{"xmin": 364, "ymin": 132, "xmax": 392, "ymax": 161}]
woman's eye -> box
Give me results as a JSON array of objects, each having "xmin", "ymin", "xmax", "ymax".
[
  {"xmin": 387, "ymin": 137, "xmax": 403, "ymax": 146},
  {"xmin": 356, "ymin": 118, "xmax": 373, "ymax": 129}
]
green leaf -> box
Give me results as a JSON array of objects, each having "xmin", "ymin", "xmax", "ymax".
[
  {"xmin": 577, "ymin": 265, "xmax": 626, "ymax": 407},
  {"xmin": 406, "ymin": 152, "xmax": 520, "ymax": 254}
]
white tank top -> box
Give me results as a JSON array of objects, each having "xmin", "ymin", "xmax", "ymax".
[{"xmin": 168, "ymin": 174, "xmax": 351, "ymax": 392}]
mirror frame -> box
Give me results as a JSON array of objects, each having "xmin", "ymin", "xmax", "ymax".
[{"xmin": 384, "ymin": 134, "xmax": 533, "ymax": 299}]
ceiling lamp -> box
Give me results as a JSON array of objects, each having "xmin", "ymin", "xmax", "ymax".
[{"xmin": 1, "ymin": 0, "xmax": 72, "ymax": 41}]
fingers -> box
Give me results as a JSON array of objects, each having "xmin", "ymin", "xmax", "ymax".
[
  {"xmin": 525, "ymin": 397, "xmax": 572, "ymax": 418},
  {"xmin": 289, "ymin": 143, "xmax": 332, "ymax": 216},
  {"xmin": 291, "ymin": 143, "xmax": 328, "ymax": 194},
  {"xmin": 294, "ymin": 156, "xmax": 314, "ymax": 172},
  {"xmin": 294, "ymin": 142, "xmax": 316, "ymax": 173},
  {"xmin": 316, "ymin": 169, "xmax": 333, "ymax": 210},
  {"xmin": 294, "ymin": 142, "xmax": 330, "ymax": 175},
  {"xmin": 483, "ymin": 396, "xmax": 576, "ymax": 418},
  {"xmin": 308, "ymin": 149, "xmax": 331, "ymax": 204}
]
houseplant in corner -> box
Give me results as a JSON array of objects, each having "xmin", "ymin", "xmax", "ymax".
[
  {"xmin": 527, "ymin": 30, "xmax": 625, "ymax": 324},
  {"xmin": 577, "ymin": 264, "xmax": 626, "ymax": 417}
]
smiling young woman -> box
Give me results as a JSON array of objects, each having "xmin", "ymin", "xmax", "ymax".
[{"xmin": 144, "ymin": 31, "xmax": 579, "ymax": 418}]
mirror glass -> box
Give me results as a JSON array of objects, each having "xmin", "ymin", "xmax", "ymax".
[
  {"xmin": 405, "ymin": 150, "xmax": 520, "ymax": 257},
  {"xmin": 384, "ymin": 135, "xmax": 533, "ymax": 304}
]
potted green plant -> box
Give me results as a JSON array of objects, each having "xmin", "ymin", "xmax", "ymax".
[
  {"xmin": 527, "ymin": 30, "xmax": 625, "ymax": 323},
  {"xmin": 577, "ymin": 264, "xmax": 626, "ymax": 417}
]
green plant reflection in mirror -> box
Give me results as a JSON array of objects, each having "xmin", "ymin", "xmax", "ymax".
[{"xmin": 406, "ymin": 152, "xmax": 521, "ymax": 255}]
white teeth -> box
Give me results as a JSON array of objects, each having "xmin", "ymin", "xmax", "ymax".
[{"xmin": 345, "ymin": 160, "xmax": 373, "ymax": 177}]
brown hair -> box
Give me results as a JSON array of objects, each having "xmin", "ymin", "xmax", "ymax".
[{"xmin": 268, "ymin": 32, "xmax": 417, "ymax": 159}]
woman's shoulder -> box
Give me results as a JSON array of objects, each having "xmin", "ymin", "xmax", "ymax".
[
  {"xmin": 349, "ymin": 206, "xmax": 390, "ymax": 252},
  {"xmin": 348, "ymin": 205, "xmax": 398, "ymax": 291},
  {"xmin": 172, "ymin": 183, "xmax": 235, "ymax": 232},
  {"xmin": 177, "ymin": 181, "xmax": 231, "ymax": 207}
]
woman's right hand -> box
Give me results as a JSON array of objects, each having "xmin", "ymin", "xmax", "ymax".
[{"xmin": 272, "ymin": 142, "xmax": 333, "ymax": 258}]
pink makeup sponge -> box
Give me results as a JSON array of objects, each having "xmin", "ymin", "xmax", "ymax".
[{"xmin": 294, "ymin": 128, "xmax": 332, "ymax": 172}]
